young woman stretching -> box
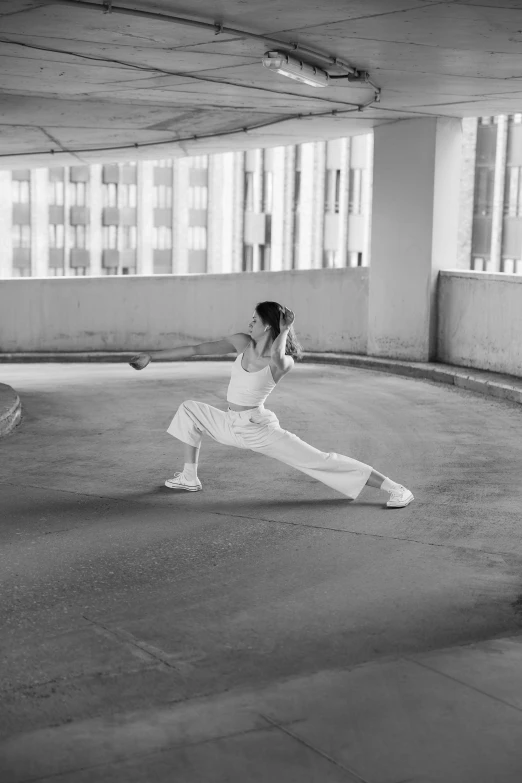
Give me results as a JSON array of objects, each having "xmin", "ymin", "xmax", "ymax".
[{"xmin": 130, "ymin": 301, "xmax": 414, "ymax": 508}]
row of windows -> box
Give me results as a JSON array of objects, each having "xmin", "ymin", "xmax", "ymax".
[
  {"xmin": 10, "ymin": 160, "xmax": 366, "ymax": 217},
  {"xmin": 103, "ymin": 183, "xmax": 137, "ymax": 209},
  {"xmin": 46, "ymin": 224, "xmax": 138, "ymax": 250}
]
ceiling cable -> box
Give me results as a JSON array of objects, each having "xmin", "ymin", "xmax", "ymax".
[
  {"xmin": 47, "ymin": 0, "xmax": 381, "ymax": 96},
  {"xmin": 0, "ymin": 102, "xmax": 380, "ymax": 161}
]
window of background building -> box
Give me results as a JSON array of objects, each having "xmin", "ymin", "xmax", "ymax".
[
  {"xmin": 323, "ymin": 250, "xmax": 338, "ymax": 269},
  {"xmin": 348, "ymin": 169, "xmax": 364, "ymax": 215},
  {"xmin": 153, "ymin": 226, "xmax": 172, "ymax": 249},
  {"xmin": 122, "ymin": 226, "xmax": 137, "ymax": 250},
  {"xmin": 244, "ymin": 170, "xmax": 255, "ymax": 212},
  {"xmin": 187, "ymin": 226, "xmax": 207, "ymax": 251},
  {"xmin": 189, "ymin": 186, "xmax": 208, "ymax": 209},
  {"xmin": 103, "ymin": 225, "xmax": 118, "ymax": 249},
  {"xmin": 504, "ymin": 166, "xmax": 522, "ymax": 218},
  {"xmin": 470, "ymin": 115, "xmax": 498, "ymax": 270},
  {"xmin": 153, "ymin": 184, "xmax": 172, "ymax": 209},
  {"xmin": 262, "ymin": 170, "xmax": 273, "ymax": 214},
  {"xmin": 12, "ymin": 224, "xmax": 31, "ymax": 248},
  {"xmin": 325, "ymin": 168, "xmax": 341, "ymax": 214},
  {"xmin": 12, "ymin": 179, "xmax": 30, "ymax": 203},
  {"xmin": 49, "ymin": 224, "xmax": 65, "ymax": 248},
  {"xmin": 242, "ymin": 244, "xmax": 254, "ymax": 272},
  {"xmin": 103, "ymin": 183, "xmax": 118, "ymax": 208},
  {"xmin": 71, "ymin": 225, "xmax": 87, "ymax": 249},
  {"xmin": 69, "ymin": 181, "xmax": 87, "ymax": 207},
  {"xmin": 191, "ymin": 156, "xmax": 208, "ymax": 170},
  {"xmin": 474, "ymin": 167, "xmax": 495, "ymax": 217},
  {"xmin": 48, "ymin": 179, "xmax": 64, "ymax": 206},
  {"xmin": 120, "ymin": 184, "xmax": 137, "ymax": 208}
]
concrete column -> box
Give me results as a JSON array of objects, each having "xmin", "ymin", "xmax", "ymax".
[
  {"xmin": 0, "ymin": 171, "xmax": 13, "ymax": 278},
  {"xmin": 89, "ymin": 164, "xmax": 103, "ymax": 276},
  {"xmin": 137, "ymin": 161, "xmax": 154, "ymax": 275},
  {"xmin": 172, "ymin": 158, "xmax": 189, "ymax": 275},
  {"xmin": 368, "ymin": 117, "xmax": 462, "ymax": 361},
  {"xmin": 490, "ymin": 114, "xmax": 508, "ymax": 272},
  {"xmin": 30, "ymin": 168, "xmax": 48, "ymax": 277}
]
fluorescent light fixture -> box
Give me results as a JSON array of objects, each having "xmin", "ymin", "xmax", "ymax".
[{"xmin": 262, "ymin": 51, "xmax": 329, "ymax": 87}]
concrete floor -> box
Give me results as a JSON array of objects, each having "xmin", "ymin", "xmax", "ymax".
[{"xmin": 1, "ymin": 361, "xmax": 522, "ymax": 782}]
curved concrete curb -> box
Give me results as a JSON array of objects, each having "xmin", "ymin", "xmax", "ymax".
[
  {"xmin": 1, "ymin": 351, "xmax": 522, "ymax": 408},
  {"xmin": 0, "ymin": 382, "xmax": 22, "ymax": 438},
  {"xmin": 303, "ymin": 352, "xmax": 522, "ymax": 406}
]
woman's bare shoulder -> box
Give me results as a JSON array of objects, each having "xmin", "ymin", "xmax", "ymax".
[{"xmin": 226, "ymin": 333, "xmax": 252, "ymax": 352}]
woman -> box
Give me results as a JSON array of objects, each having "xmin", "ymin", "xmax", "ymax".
[{"xmin": 130, "ymin": 301, "xmax": 414, "ymax": 508}]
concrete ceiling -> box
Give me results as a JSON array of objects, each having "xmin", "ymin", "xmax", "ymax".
[{"xmin": 1, "ymin": 0, "xmax": 522, "ymax": 168}]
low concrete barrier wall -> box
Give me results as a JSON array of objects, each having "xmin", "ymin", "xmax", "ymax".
[
  {"xmin": 0, "ymin": 268, "xmax": 369, "ymax": 354},
  {"xmin": 438, "ymin": 270, "xmax": 522, "ymax": 377}
]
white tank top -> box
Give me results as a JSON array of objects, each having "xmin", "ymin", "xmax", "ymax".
[{"xmin": 226, "ymin": 353, "xmax": 277, "ymax": 407}]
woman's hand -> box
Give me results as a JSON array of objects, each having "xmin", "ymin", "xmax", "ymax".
[
  {"xmin": 279, "ymin": 306, "xmax": 295, "ymax": 331},
  {"xmin": 129, "ymin": 353, "xmax": 151, "ymax": 370}
]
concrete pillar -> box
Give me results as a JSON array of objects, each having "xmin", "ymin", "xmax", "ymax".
[
  {"xmin": 0, "ymin": 171, "xmax": 12, "ymax": 278},
  {"xmin": 368, "ymin": 117, "xmax": 462, "ymax": 361},
  {"xmin": 490, "ymin": 114, "xmax": 508, "ymax": 272},
  {"xmin": 30, "ymin": 168, "xmax": 48, "ymax": 277},
  {"xmin": 137, "ymin": 161, "xmax": 154, "ymax": 275},
  {"xmin": 89, "ymin": 164, "xmax": 103, "ymax": 276}
]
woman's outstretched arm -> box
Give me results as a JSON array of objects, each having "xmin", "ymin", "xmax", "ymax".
[{"xmin": 129, "ymin": 333, "xmax": 250, "ymax": 370}]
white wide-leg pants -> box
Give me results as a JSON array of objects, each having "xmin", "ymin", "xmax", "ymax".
[{"xmin": 167, "ymin": 400, "xmax": 373, "ymax": 501}]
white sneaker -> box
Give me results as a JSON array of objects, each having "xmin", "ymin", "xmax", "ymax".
[
  {"xmin": 164, "ymin": 472, "xmax": 202, "ymax": 492},
  {"xmin": 386, "ymin": 485, "xmax": 414, "ymax": 508}
]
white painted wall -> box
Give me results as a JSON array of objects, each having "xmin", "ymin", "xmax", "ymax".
[
  {"xmin": 0, "ymin": 268, "xmax": 368, "ymax": 354},
  {"xmin": 438, "ymin": 271, "xmax": 522, "ymax": 376}
]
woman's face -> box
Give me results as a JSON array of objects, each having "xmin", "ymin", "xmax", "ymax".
[{"xmin": 248, "ymin": 311, "xmax": 268, "ymax": 341}]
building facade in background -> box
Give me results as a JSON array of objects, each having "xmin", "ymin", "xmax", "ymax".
[
  {"xmin": 1, "ymin": 115, "xmax": 521, "ymax": 279},
  {"xmin": 0, "ymin": 137, "xmax": 373, "ymax": 278},
  {"xmin": 460, "ymin": 113, "xmax": 522, "ymax": 274}
]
